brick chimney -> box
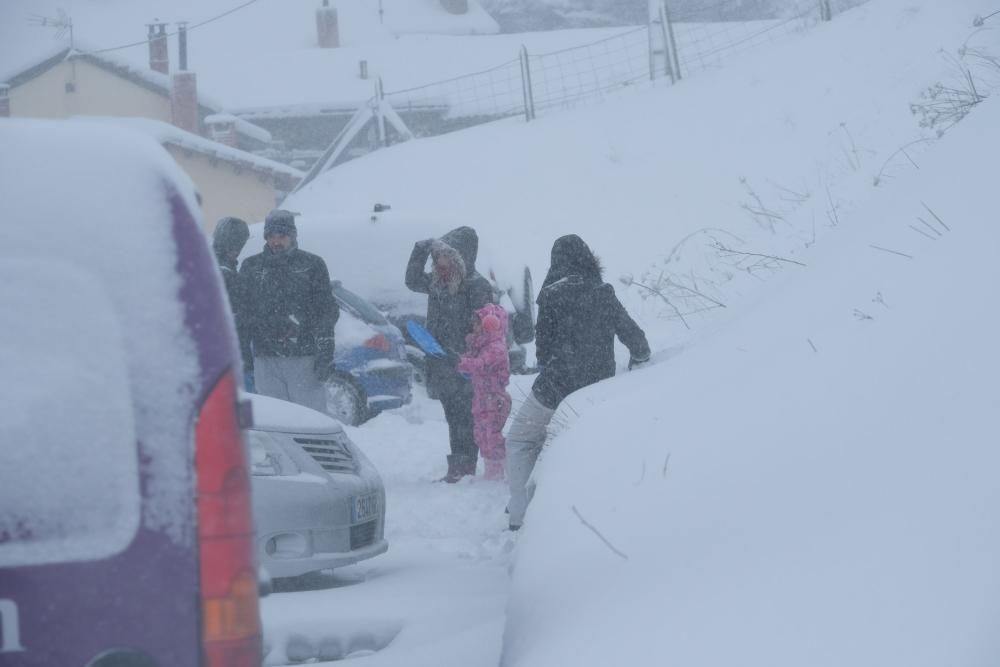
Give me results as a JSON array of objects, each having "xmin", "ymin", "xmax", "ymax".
[
  {"xmin": 171, "ymin": 73, "xmax": 199, "ymax": 135},
  {"xmin": 440, "ymin": 0, "xmax": 469, "ymax": 14},
  {"xmin": 0, "ymin": 85, "xmax": 10, "ymax": 118},
  {"xmin": 206, "ymin": 115, "xmax": 240, "ymax": 148},
  {"xmin": 316, "ymin": 0, "xmax": 340, "ymax": 48},
  {"xmin": 170, "ymin": 22, "xmax": 200, "ymax": 135},
  {"xmin": 147, "ymin": 23, "xmax": 169, "ymax": 74}
]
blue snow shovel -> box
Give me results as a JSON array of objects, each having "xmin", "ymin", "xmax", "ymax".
[
  {"xmin": 406, "ymin": 320, "xmax": 448, "ymax": 358},
  {"xmin": 406, "ymin": 321, "xmax": 470, "ymax": 377}
]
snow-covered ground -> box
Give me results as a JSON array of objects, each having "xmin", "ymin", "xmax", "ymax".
[
  {"xmin": 4, "ymin": 0, "xmax": 997, "ymax": 664},
  {"xmin": 259, "ymin": 387, "xmax": 530, "ymax": 666},
  {"xmin": 254, "ymin": 0, "xmax": 1000, "ymax": 665}
]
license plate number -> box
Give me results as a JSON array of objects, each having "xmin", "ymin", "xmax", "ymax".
[{"xmin": 352, "ymin": 493, "xmax": 379, "ymax": 523}]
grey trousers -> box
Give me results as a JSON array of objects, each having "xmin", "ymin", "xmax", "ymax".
[
  {"xmin": 254, "ymin": 355, "xmax": 327, "ymax": 414},
  {"xmin": 506, "ymin": 391, "xmax": 557, "ymax": 528}
]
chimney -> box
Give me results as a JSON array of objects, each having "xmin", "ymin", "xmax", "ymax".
[
  {"xmin": 170, "ymin": 22, "xmax": 200, "ymax": 135},
  {"xmin": 0, "ymin": 85, "xmax": 10, "ymax": 118},
  {"xmin": 178, "ymin": 21, "xmax": 189, "ymax": 71},
  {"xmin": 171, "ymin": 72, "xmax": 199, "ymax": 134},
  {"xmin": 206, "ymin": 115, "xmax": 240, "ymax": 148},
  {"xmin": 316, "ymin": 0, "xmax": 340, "ymax": 48},
  {"xmin": 147, "ymin": 22, "xmax": 169, "ymax": 74},
  {"xmin": 440, "ymin": 0, "xmax": 469, "ymax": 14}
]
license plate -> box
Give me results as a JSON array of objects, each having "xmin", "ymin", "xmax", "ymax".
[{"xmin": 352, "ymin": 493, "xmax": 379, "ymax": 523}]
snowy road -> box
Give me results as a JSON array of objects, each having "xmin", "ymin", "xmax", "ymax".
[{"xmin": 259, "ymin": 380, "xmax": 536, "ymax": 666}]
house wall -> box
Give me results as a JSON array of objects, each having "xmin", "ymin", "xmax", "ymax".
[
  {"xmin": 9, "ymin": 60, "xmax": 173, "ymax": 122},
  {"xmin": 166, "ymin": 145, "xmax": 276, "ymax": 232}
]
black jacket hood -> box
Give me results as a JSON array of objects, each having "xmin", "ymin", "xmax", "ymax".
[
  {"xmin": 542, "ymin": 234, "xmax": 603, "ymax": 290},
  {"xmin": 439, "ymin": 226, "xmax": 479, "ymax": 276},
  {"xmin": 213, "ymin": 217, "xmax": 250, "ymax": 264}
]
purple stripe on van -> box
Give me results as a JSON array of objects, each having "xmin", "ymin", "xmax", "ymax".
[{"xmin": 170, "ymin": 191, "xmax": 240, "ymax": 398}]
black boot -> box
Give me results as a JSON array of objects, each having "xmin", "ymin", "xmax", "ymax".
[{"xmin": 440, "ymin": 454, "xmax": 477, "ymax": 483}]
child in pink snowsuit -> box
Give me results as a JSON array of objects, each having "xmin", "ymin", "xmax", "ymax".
[{"xmin": 457, "ymin": 303, "xmax": 512, "ymax": 480}]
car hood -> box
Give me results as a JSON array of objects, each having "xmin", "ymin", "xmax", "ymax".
[{"xmin": 243, "ymin": 392, "xmax": 344, "ymax": 435}]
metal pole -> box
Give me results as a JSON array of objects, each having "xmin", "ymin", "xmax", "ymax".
[
  {"xmin": 663, "ymin": 0, "xmax": 682, "ymax": 81},
  {"xmin": 375, "ymin": 77, "xmax": 387, "ymax": 146},
  {"xmin": 519, "ymin": 46, "xmax": 536, "ymax": 122},
  {"xmin": 658, "ymin": 4, "xmax": 675, "ymax": 84},
  {"xmin": 178, "ymin": 21, "xmax": 188, "ymax": 71},
  {"xmin": 647, "ymin": 21, "xmax": 656, "ymax": 82}
]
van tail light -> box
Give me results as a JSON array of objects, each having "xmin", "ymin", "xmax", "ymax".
[
  {"xmin": 364, "ymin": 333, "xmax": 391, "ymax": 353},
  {"xmin": 195, "ymin": 371, "xmax": 262, "ymax": 667}
]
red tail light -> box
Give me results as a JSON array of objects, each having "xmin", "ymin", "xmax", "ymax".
[
  {"xmin": 195, "ymin": 371, "xmax": 261, "ymax": 667},
  {"xmin": 364, "ymin": 333, "xmax": 391, "ymax": 353}
]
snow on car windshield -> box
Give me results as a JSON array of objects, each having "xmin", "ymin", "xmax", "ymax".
[
  {"xmin": 0, "ymin": 261, "xmax": 139, "ymax": 567},
  {"xmin": 0, "ymin": 119, "xmax": 202, "ymax": 546}
]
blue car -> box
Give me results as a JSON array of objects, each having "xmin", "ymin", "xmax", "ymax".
[{"xmin": 324, "ymin": 281, "xmax": 413, "ymax": 426}]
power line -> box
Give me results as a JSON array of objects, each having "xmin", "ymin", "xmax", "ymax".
[{"xmin": 84, "ymin": 0, "xmax": 263, "ymax": 55}]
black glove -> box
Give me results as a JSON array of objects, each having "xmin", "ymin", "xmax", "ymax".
[
  {"xmin": 314, "ymin": 338, "xmax": 336, "ymax": 382},
  {"xmin": 628, "ymin": 355, "xmax": 650, "ymax": 371}
]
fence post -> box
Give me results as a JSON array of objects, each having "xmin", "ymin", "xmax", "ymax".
[
  {"xmin": 647, "ymin": 22, "xmax": 655, "ymax": 82},
  {"xmin": 657, "ymin": 3, "xmax": 676, "ymax": 84},
  {"xmin": 519, "ymin": 45, "xmax": 536, "ymax": 122},
  {"xmin": 820, "ymin": 0, "xmax": 832, "ymax": 21},
  {"xmin": 375, "ymin": 76, "xmax": 388, "ymax": 146},
  {"xmin": 663, "ymin": 0, "xmax": 682, "ymax": 81}
]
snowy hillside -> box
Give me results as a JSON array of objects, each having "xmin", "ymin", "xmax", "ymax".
[
  {"xmin": 502, "ymin": 83, "xmax": 1000, "ymax": 667},
  {"xmin": 267, "ymin": 0, "xmax": 1000, "ymax": 663},
  {"xmin": 285, "ymin": 0, "xmax": 992, "ymax": 354}
]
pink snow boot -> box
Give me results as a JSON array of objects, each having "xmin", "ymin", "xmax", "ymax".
[{"xmin": 484, "ymin": 459, "xmax": 505, "ymax": 481}]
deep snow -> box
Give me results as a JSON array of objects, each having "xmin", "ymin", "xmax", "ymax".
[{"xmin": 255, "ymin": 0, "xmax": 1000, "ymax": 665}]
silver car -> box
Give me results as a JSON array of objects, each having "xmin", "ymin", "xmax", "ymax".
[{"xmin": 245, "ymin": 393, "xmax": 388, "ymax": 578}]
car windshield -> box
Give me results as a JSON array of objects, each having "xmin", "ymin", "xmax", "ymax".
[{"xmin": 333, "ymin": 283, "xmax": 389, "ymax": 326}]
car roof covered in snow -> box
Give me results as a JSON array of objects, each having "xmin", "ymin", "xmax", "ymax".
[{"xmin": 245, "ymin": 392, "xmax": 345, "ymax": 435}]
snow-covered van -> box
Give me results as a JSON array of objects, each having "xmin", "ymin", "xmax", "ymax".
[{"xmin": 0, "ymin": 120, "xmax": 261, "ymax": 666}]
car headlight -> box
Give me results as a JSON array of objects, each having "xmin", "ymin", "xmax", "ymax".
[{"xmin": 247, "ymin": 430, "xmax": 300, "ymax": 477}]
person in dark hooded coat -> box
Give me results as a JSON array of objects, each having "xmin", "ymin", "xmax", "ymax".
[
  {"xmin": 405, "ymin": 226, "xmax": 495, "ymax": 482},
  {"xmin": 212, "ymin": 217, "xmax": 252, "ymax": 384},
  {"xmin": 506, "ymin": 234, "xmax": 650, "ymax": 529}
]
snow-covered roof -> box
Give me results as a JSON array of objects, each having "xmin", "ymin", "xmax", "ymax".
[
  {"xmin": 78, "ymin": 116, "xmax": 303, "ymax": 185},
  {"xmin": 205, "ymin": 113, "xmax": 273, "ymax": 144},
  {"xmin": 0, "ymin": 43, "xmax": 225, "ymax": 115},
  {"xmin": 0, "ymin": 0, "xmax": 512, "ymax": 114}
]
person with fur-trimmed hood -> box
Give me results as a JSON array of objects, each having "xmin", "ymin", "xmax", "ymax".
[
  {"xmin": 405, "ymin": 226, "xmax": 494, "ymax": 482},
  {"xmin": 506, "ymin": 234, "xmax": 650, "ymax": 530}
]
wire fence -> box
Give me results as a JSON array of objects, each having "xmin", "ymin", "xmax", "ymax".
[{"xmin": 314, "ymin": 0, "xmax": 872, "ymax": 171}]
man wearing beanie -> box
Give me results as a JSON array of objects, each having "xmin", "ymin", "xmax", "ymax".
[{"xmin": 240, "ymin": 209, "xmax": 339, "ymax": 413}]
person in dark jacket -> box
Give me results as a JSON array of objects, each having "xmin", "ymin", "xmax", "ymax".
[
  {"xmin": 405, "ymin": 226, "xmax": 494, "ymax": 482},
  {"xmin": 507, "ymin": 234, "xmax": 650, "ymax": 529},
  {"xmin": 240, "ymin": 209, "xmax": 339, "ymax": 413},
  {"xmin": 212, "ymin": 217, "xmax": 252, "ymax": 386}
]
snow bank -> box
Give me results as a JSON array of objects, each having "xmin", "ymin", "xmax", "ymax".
[{"xmin": 501, "ymin": 22, "xmax": 1000, "ymax": 667}]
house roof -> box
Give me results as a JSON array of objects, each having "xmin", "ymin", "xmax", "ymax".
[
  {"xmin": 0, "ymin": 45, "xmax": 278, "ymax": 145},
  {"xmin": 2, "ymin": 45, "xmax": 222, "ymax": 115},
  {"xmin": 78, "ymin": 116, "xmax": 303, "ymax": 189}
]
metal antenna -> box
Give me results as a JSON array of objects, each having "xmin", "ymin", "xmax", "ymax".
[{"xmin": 29, "ymin": 8, "xmax": 74, "ymax": 47}]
